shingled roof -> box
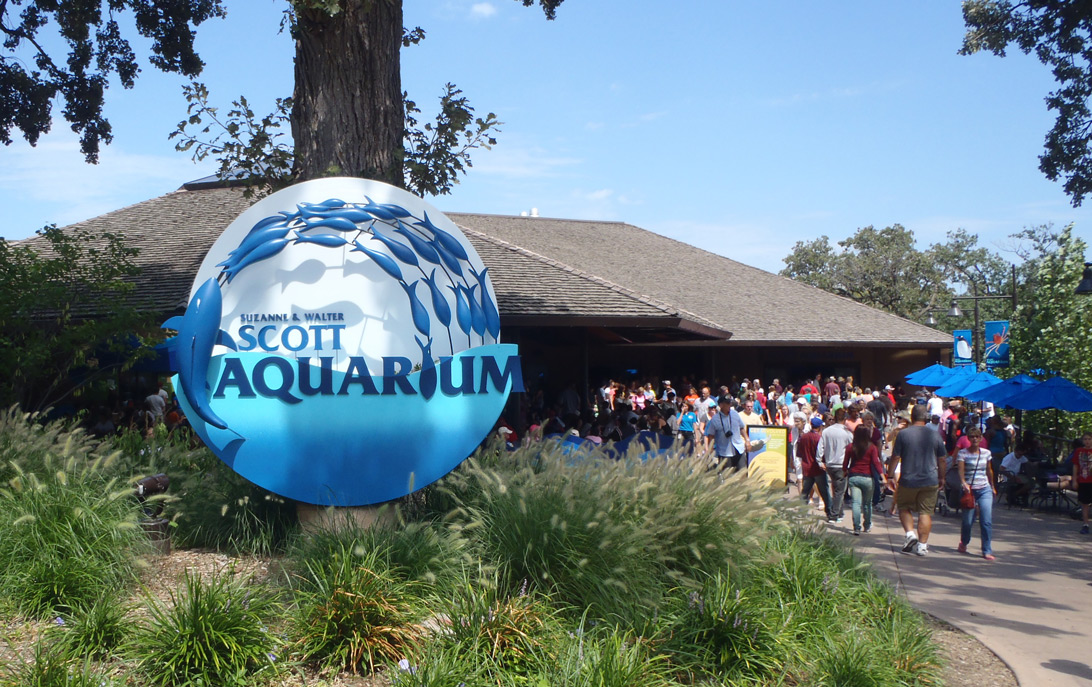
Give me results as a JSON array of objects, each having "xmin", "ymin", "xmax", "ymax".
[
  {"xmin": 19, "ymin": 185, "xmax": 948, "ymax": 348},
  {"xmin": 449, "ymin": 212, "xmax": 950, "ymax": 347}
]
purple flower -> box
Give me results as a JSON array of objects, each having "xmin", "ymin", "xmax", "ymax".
[{"xmin": 53, "ymin": 617, "xmax": 65, "ymax": 626}]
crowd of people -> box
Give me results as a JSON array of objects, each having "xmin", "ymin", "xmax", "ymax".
[
  {"xmin": 83, "ymin": 381, "xmax": 192, "ymax": 440},
  {"xmin": 517, "ymin": 371, "xmax": 1092, "ymax": 557}
]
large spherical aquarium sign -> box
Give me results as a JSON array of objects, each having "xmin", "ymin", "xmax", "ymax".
[{"xmin": 161, "ymin": 178, "xmax": 522, "ymax": 506}]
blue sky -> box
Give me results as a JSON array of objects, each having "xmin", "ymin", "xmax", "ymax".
[{"xmin": 3, "ymin": 0, "xmax": 1091, "ymax": 273}]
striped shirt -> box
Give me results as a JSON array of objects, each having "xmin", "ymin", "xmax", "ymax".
[{"xmin": 957, "ymin": 447, "xmax": 992, "ymax": 490}]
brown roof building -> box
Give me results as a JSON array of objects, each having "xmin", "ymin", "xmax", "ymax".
[{"xmin": 21, "ymin": 181, "xmax": 949, "ymax": 398}]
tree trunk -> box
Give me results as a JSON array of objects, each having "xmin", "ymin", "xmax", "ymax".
[{"xmin": 291, "ymin": 0, "xmax": 403, "ymax": 185}]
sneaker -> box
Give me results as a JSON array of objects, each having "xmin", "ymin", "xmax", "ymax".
[
  {"xmin": 957, "ymin": 541, "xmax": 967, "ymax": 554},
  {"xmin": 1081, "ymin": 525, "xmax": 1090, "ymax": 535},
  {"xmin": 984, "ymin": 553, "xmax": 996, "ymax": 561},
  {"xmin": 915, "ymin": 542, "xmax": 928, "ymax": 556},
  {"xmin": 836, "ymin": 516, "xmax": 845, "ymax": 523},
  {"xmin": 901, "ymin": 532, "xmax": 919, "ymax": 553},
  {"xmin": 853, "ymin": 528, "xmax": 861, "ymax": 536},
  {"xmin": 863, "ymin": 526, "xmax": 871, "ymax": 533}
]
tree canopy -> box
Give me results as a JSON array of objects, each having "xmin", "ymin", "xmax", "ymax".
[
  {"xmin": 0, "ymin": 225, "xmax": 152, "ymax": 411},
  {"xmin": 962, "ymin": 1, "xmax": 1092, "ymax": 206},
  {"xmin": 2, "ymin": 0, "xmax": 567, "ymax": 194},
  {"xmin": 0, "ymin": 0, "xmax": 224, "ymax": 162},
  {"xmin": 779, "ymin": 225, "xmax": 1008, "ymax": 325},
  {"xmin": 782, "ymin": 222, "xmax": 1092, "ymax": 435}
]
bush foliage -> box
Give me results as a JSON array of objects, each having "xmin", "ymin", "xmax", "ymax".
[{"xmin": 0, "ymin": 417, "xmax": 942, "ymax": 686}]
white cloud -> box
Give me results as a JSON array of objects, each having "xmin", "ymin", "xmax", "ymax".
[
  {"xmin": 470, "ymin": 140, "xmax": 581, "ymax": 178},
  {"xmin": 0, "ymin": 125, "xmax": 212, "ymax": 239},
  {"xmin": 584, "ymin": 188, "xmax": 613, "ymax": 201},
  {"xmin": 470, "ymin": 2, "xmax": 497, "ymax": 18}
]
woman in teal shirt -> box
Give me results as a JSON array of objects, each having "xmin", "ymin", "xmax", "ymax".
[{"xmin": 677, "ymin": 402, "xmax": 699, "ymax": 455}]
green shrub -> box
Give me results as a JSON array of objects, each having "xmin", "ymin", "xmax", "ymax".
[
  {"xmin": 807, "ymin": 633, "xmax": 900, "ymax": 687},
  {"xmin": 440, "ymin": 448, "xmax": 792, "ymax": 623},
  {"xmin": 548, "ymin": 628, "xmax": 677, "ymax": 687},
  {"xmin": 111, "ymin": 429, "xmax": 298, "ymax": 555},
  {"xmin": 56, "ymin": 593, "xmax": 131, "ymax": 660},
  {"xmin": 287, "ymin": 512, "xmax": 465, "ymax": 589},
  {"xmin": 290, "ymin": 544, "xmax": 423, "ymax": 674},
  {"xmin": 0, "ymin": 411, "xmax": 149, "ymax": 617},
  {"xmin": 742, "ymin": 531, "xmax": 942, "ymax": 686},
  {"xmin": 657, "ymin": 572, "xmax": 789, "ymax": 682},
  {"xmin": 436, "ymin": 576, "xmax": 561, "ymax": 679},
  {"xmin": 388, "ymin": 643, "xmax": 486, "ymax": 687},
  {"xmin": 864, "ymin": 596, "xmax": 942, "ymax": 686},
  {"xmin": 130, "ymin": 570, "xmax": 280, "ymax": 687},
  {"xmin": 0, "ymin": 639, "xmax": 117, "ymax": 687}
]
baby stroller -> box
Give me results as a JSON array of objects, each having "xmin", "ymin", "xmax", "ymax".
[{"xmin": 934, "ymin": 484, "xmax": 951, "ymax": 517}]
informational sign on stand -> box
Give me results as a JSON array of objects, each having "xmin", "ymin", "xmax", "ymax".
[
  {"xmin": 161, "ymin": 178, "xmax": 521, "ymax": 506},
  {"xmin": 746, "ymin": 425, "xmax": 790, "ymax": 489}
]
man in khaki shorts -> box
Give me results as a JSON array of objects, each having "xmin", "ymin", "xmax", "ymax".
[{"xmin": 887, "ymin": 404, "xmax": 947, "ymax": 556}]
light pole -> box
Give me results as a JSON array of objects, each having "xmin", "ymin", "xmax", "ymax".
[
  {"xmin": 946, "ymin": 265, "xmax": 1018, "ymax": 366},
  {"xmin": 1076, "ymin": 262, "xmax": 1092, "ymax": 295}
]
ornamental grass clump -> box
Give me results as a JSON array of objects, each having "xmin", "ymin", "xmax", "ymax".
[
  {"xmin": 435, "ymin": 576, "xmax": 561, "ymax": 679},
  {"xmin": 0, "ymin": 638, "xmax": 117, "ymax": 687},
  {"xmin": 440, "ymin": 445, "xmax": 792, "ymax": 623},
  {"xmin": 740, "ymin": 531, "xmax": 942, "ymax": 686},
  {"xmin": 0, "ymin": 409, "xmax": 148, "ymax": 617},
  {"xmin": 547, "ymin": 628, "xmax": 676, "ymax": 687},
  {"xmin": 130, "ymin": 569, "xmax": 280, "ymax": 687},
  {"xmin": 56, "ymin": 593, "xmax": 131, "ymax": 660},
  {"xmin": 656, "ymin": 572, "xmax": 790, "ymax": 682},
  {"xmin": 290, "ymin": 544, "xmax": 424, "ymax": 675},
  {"xmin": 288, "ymin": 512, "xmax": 465, "ymax": 589},
  {"xmin": 111, "ymin": 429, "xmax": 298, "ymax": 555}
]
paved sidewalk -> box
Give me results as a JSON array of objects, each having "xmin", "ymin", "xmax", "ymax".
[{"xmin": 829, "ymin": 499, "xmax": 1092, "ymax": 686}]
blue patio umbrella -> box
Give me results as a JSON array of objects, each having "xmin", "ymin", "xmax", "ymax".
[
  {"xmin": 934, "ymin": 371, "xmax": 1002, "ymax": 398},
  {"xmin": 905, "ymin": 363, "xmax": 949, "ymax": 385},
  {"xmin": 914, "ymin": 364, "xmax": 974, "ymax": 388},
  {"xmin": 996, "ymin": 376, "xmax": 1092, "ymax": 412},
  {"xmin": 964, "ymin": 373, "xmax": 1039, "ymax": 404}
]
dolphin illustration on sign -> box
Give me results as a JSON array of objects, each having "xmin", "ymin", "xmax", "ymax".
[{"xmin": 159, "ymin": 278, "xmax": 237, "ymax": 430}]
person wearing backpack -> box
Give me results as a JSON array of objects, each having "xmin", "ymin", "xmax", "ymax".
[{"xmin": 957, "ymin": 426, "xmax": 998, "ymax": 561}]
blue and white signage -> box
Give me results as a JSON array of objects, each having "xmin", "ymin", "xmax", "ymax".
[
  {"xmin": 953, "ymin": 329, "xmax": 974, "ymax": 367},
  {"xmin": 161, "ymin": 178, "xmax": 522, "ymax": 506}
]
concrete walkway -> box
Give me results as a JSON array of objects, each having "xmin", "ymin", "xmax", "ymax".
[{"xmin": 829, "ymin": 498, "xmax": 1092, "ymax": 686}]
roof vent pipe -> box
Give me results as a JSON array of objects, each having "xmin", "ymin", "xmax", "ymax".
[{"xmin": 530, "ymin": 207, "xmax": 539, "ymax": 217}]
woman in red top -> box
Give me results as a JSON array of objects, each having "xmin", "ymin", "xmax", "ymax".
[{"xmin": 845, "ymin": 425, "xmax": 888, "ymax": 535}]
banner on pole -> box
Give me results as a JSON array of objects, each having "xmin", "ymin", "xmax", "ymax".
[
  {"xmin": 953, "ymin": 329, "xmax": 974, "ymax": 367},
  {"xmin": 983, "ymin": 321, "xmax": 1010, "ymax": 369}
]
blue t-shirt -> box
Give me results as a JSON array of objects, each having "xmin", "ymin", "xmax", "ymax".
[{"xmin": 678, "ymin": 411, "xmax": 697, "ymax": 432}]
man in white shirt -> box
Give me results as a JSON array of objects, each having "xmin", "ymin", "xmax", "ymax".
[
  {"xmin": 927, "ymin": 393, "xmax": 944, "ymax": 420},
  {"xmin": 999, "ymin": 445, "xmax": 1031, "ymax": 505}
]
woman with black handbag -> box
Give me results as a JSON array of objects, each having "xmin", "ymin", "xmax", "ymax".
[{"xmin": 957, "ymin": 427, "xmax": 999, "ymax": 560}]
